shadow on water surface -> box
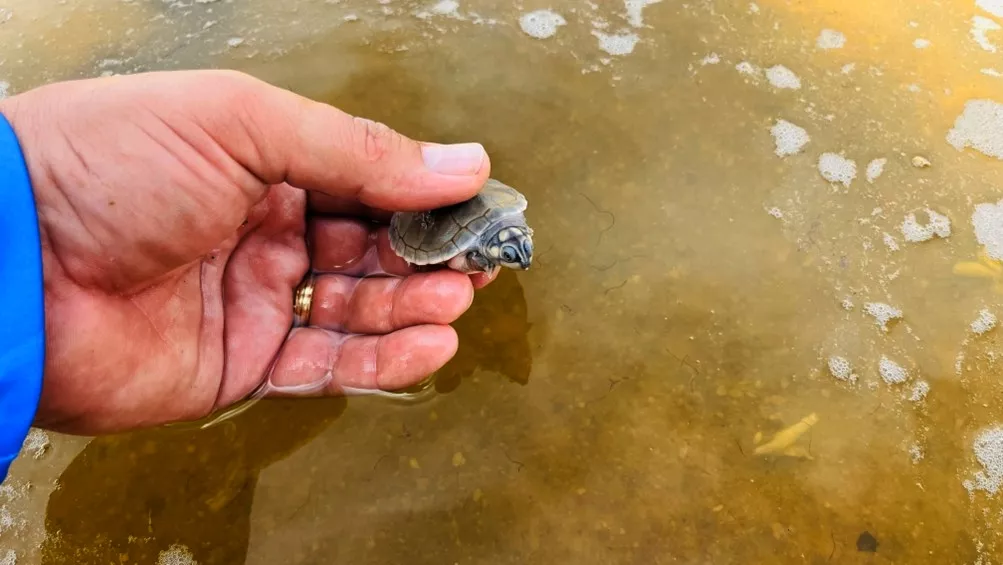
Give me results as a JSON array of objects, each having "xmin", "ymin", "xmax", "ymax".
[{"xmin": 39, "ymin": 399, "xmax": 348, "ymax": 565}]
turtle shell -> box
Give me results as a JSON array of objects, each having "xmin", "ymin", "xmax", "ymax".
[{"xmin": 389, "ymin": 178, "xmax": 528, "ymax": 265}]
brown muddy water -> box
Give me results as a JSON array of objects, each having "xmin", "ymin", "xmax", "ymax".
[{"xmin": 3, "ymin": 0, "xmax": 1003, "ymax": 563}]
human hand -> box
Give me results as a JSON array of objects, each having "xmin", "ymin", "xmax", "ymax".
[{"xmin": 0, "ymin": 69, "xmax": 498, "ymax": 435}]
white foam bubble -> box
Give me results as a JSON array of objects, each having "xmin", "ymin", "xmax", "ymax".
[
  {"xmin": 816, "ymin": 29, "xmax": 846, "ymax": 49},
  {"xmin": 982, "ymin": 68, "xmax": 1003, "ymax": 77},
  {"xmin": 963, "ymin": 425, "xmax": 1003, "ymax": 496},
  {"xmin": 971, "ymin": 16, "xmax": 1000, "ymax": 52},
  {"xmin": 22, "ymin": 428, "xmax": 49, "ymax": 459},
  {"xmin": 972, "ymin": 308, "xmax": 998, "ymax": 335},
  {"xmin": 770, "ymin": 119, "xmax": 810, "ymax": 157},
  {"xmin": 900, "ymin": 209, "xmax": 952, "ymax": 242},
  {"xmin": 913, "ymin": 38, "xmax": 932, "ymax": 48},
  {"xmin": 765, "ymin": 64, "xmax": 801, "ymax": 89},
  {"xmin": 827, "ymin": 356, "xmax": 856, "ymax": 382},
  {"xmin": 0, "ymin": 480, "xmax": 28, "ymax": 502},
  {"xmin": 0, "ymin": 81, "xmax": 8, "ymax": 101},
  {"xmin": 748, "ymin": 2, "xmax": 760, "ymax": 13},
  {"xmin": 0, "ymin": 506, "xmax": 13, "ymax": 535},
  {"xmin": 432, "ymin": 0, "xmax": 459, "ymax": 14},
  {"xmin": 0, "ymin": 550, "xmax": 14, "ymax": 565},
  {"xmin": 909, "ymin": 443, "xmax": 924, "ymax": 463},
  {"xmin": 158, "ymin": 545, "xmax": 197, "ymax": 565},
  {"xmin": 865, "ymin": 302, "xmax": 902, "ymax": 331},
  {"xmin": 817, "ymin": 152, "xmax": 857, "ymax": 186},
  {"xmin": 624, "ymin": 0, "xmax": 661, "ymax": 28},
  {"xmin": 519, "ymin": 10, "xmax": 566, "ymax": 39},
  {"xmin": 947, "ymin": 99, "xmax": 1003, "ymax": 159},
  {"xmin": 841, "ymin": 63, "xmax": 856, "ymax": 74},
  {"xmin": 878, "ymin": 355, "xmax": 909, "ymax": 384},
  {"xmin": 766, "ymin": 206, "xmax": 784, "ymax": 219},
  {"xmin": 735, "ymin": 61, "xmax": 759, "ymax": 76},
  {"xmin": 972, "ymin": 199, "xmax": 1003, "ymax": 260},
  {"xmin": 841, "ymin": 297, "xmax": 854, "ymax": 311},
  {"xmin": 978, "ymin": 0, "xmax": 1003, "ymax": 17},
  {"xmin": 883, "ymin": 232, "xmax": 900, "ymax": 251},
  {"xmin": 865, "ymin": 157, "xmax": 886, "ymax": 183},
  {"xmin": 909, "ymin": 380, "xmax": 930, "ymax": 401},
  {"xmin": 593, "ymin": 31, "xmax": 640, "ymax": 55},
  {"xmin": 700, "ymin": 53, "xmax": 720, "ymax": 65}
]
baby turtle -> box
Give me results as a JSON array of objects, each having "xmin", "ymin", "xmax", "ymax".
[{"xmin": 389, "ymin": 178, "xmax": 534, "ymax": 277}]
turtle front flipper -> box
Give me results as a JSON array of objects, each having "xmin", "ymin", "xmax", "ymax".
[{"xmin": 447, "ymin": 250, "xmax": 496, "ymax": 274}]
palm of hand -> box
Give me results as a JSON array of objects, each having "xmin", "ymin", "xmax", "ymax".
[{"xmin": 3, "ymin": 70, "xmax": 489, "ymax": 434}]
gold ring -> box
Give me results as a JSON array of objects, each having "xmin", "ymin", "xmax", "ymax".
[{"xmin": 292, "ymin": 273, "xmax": 315, "ymax": 327}]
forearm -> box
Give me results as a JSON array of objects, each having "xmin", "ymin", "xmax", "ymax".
[{"xmin": 0, "ymin": 105, "xmax": 45, "ymax": 483}]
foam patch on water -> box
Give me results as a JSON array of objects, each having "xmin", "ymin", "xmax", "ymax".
[
  {"xmin": 158, "ymin": 544, "xmax": 197, "ymax": 565},
  {"xmin": 972, "ymin": 199, "xmax": 1003, "ymax": 260},
  {"xmin": 983, "ymin": 68, "xmax": 1003, "ymax": 77},
  {"xmin": 21, "ymin": 428, "xmax": 49, "ymax": 459},
  {"xmin": 624, "ymin": 0, "xmax": 661, "ymax": 28},
  {"xmin": 816, "ymin": 29, "xmax": 846, "ymax": 49},
  {"xmin": 913, "ymin": 38, "xmax": 932, "ymax": 48},
  {"xmin": 765, "ymin": 64, "xmax": 801, "ymax": 89},
  {"xmin": 0, "ymin": 550, "xmax": 14, "ymax": 565},
  {"xmin": 770, "ymin": 119, "xmax": 810, "ymax": 157},
  {"xmin": 700, "ymin": 53, "xmax": 720, "ymax": 65},
  {"xmin": 963, "ymin": 425, "xmax": 1003, "ymax": 496},
  {"xmin": 594, "ymin": 31, "xmax": 640, "ymax": 55},
  {"xmin": 735, "ymin": 61, "xmax": 760, "ymax": 76},
  {"xmin": 865, "ymin": 302, "xmax": 902, "ymax": 331},
  {"xmin": 909, "ymin": 380, "xmax": 930, "ymax": 401},
  {"xmin": 947, "ymin": 99, "xmax": 1003, "ymax": 159},
  {"xmin": 883, "ymin": 232, "xmax": 900, "ymax": 251},
  {"xmin": 978, "ymin": 0, "xmax": 1003, "ymax": 17},
  {"xmin": 900, "ymin": 209, "xmax": 952, "ymax": 242},
  {"xmin": 972, "ymin": 308, "xmax": 998, "ymax": 334},
  {"xmin": 879, "ymin": 355, "xmax": 909, "ymax": 384},
  {"xmin": 519, "ymin": 10, "xmax": 566, "ymax": 39},
  {"xmin": 971, "ymin": 16, "xmax": 1000, "ymax": 52},
  {"xmin": 416, "ymin": 0, "xmax": 463, "ymax": 19},
  {"xmin": 827, "ymin": 356, "xmax": 856, "ymax": 382},
  {"xmin": 817, "ymin": 152, "xmax": 857, "ymax": 186},
  {"xmin": 0, "ymin": 81, "xmax": 8, "ymax": 100},
  {"xmin": 866, "ymin": 158, "xmax": 887, "ymax": 183}
]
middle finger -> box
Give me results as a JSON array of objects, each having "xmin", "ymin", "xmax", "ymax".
[{"xmin": 308, "ymin": 271, "xmax": 475, "ymax": 334}]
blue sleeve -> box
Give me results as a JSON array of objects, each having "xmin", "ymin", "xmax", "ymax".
[{"xmin": 0, "ymin": 110, "xmax": 46, "ymax": 484}]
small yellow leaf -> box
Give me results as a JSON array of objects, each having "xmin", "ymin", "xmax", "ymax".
[{"xmin": 953, "ymin": 262, "xmax": 999, "ymax": 278}]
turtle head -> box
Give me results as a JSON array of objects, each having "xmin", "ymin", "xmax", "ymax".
[{"xmin": 483, "ymin": 224, "xmax": 534, "ymax": 270}]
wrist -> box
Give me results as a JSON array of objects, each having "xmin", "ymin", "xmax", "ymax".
[{"xmin": 0, "ymin": 104, "xmax": 46, "ymax": 483}]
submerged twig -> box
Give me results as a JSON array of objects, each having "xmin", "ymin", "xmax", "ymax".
[{"xmin": 580, "ymin": 192, "xmax": 616, "ymax": 246}]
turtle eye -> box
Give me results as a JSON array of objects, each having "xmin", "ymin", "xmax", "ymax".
[{"xmin": 501, "ymin": 246, "xmax": 518, "ymax": 263}]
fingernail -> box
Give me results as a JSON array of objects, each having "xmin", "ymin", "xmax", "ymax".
[{"xmin": 421, "ymin": 142, "xmax": 486, "ymax": 175}]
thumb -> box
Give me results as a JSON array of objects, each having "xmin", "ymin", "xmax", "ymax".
[{"xmin": 209, "ymin": 71, "xmax": 492, "ymax": 211}]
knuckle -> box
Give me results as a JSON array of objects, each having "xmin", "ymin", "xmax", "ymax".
[{"xmin": 352, "ymin": 117, "xmax": 404, "ymax": 164}]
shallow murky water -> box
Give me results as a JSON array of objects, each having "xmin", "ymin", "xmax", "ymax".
[{"xmin": 4, "ymin": 0, "xmax": 1003, "ymax": 563}]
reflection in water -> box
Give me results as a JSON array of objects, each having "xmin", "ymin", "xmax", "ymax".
[
  {"xmin": 40, "ymin": 399, "xmax": 346, "ymax": 564},
  {"xmin": 4, "ymin": 0, "xmax": 1003, "ymax": 563},
  {"xmin": 435, "ymin": 269, "xmax": 534, "ymax": 392}
]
